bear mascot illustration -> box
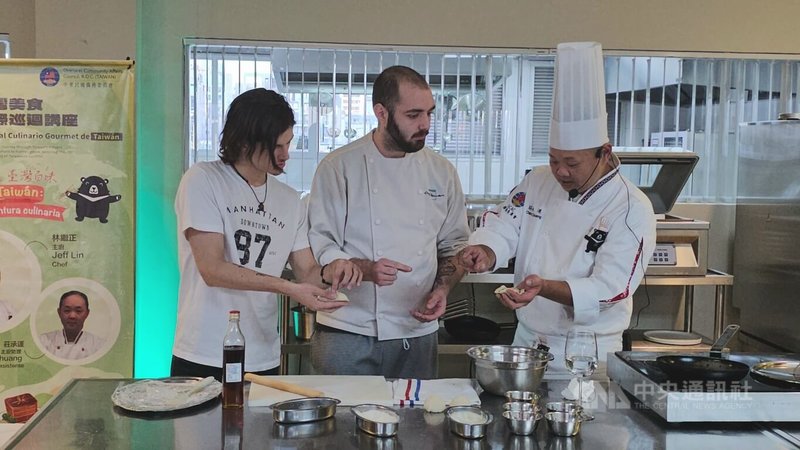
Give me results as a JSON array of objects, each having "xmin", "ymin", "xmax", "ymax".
[{"xmin": 65, "ymin": 176, "xmax": 122, "ymax": 223}]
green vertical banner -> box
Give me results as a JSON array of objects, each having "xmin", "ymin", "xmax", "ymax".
[{"xmin": 0, "ymin": 60, "xmax": 134, "ymax": 421}]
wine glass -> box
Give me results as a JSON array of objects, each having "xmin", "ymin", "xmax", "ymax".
[{"xmin": 565, "ymin": 328, "xmax": 598, "ymax": 419}]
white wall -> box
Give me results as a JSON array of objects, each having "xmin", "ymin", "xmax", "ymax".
[
  {"xmin": 0, "ymin": 0, "xmax": 35, "ymax": 57},
  {"xmin": 0, "ymin": 0, "xmax": 134, "ymax": 59}
]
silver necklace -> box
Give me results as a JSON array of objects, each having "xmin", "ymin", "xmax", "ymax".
[{"xmin": 232, "ymin": 165, "xmax": 268, "ymax": 212}]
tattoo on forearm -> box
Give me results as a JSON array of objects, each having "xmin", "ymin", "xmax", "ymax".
[{"xmin": 433, "ymin": 256, "xmax": 461, "ymax": 290}]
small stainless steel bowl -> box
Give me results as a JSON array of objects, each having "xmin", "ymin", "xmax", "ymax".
[
  {"xmin": 545, "ymin": 411, "xmax": 582, "ymax": 437},
  {"xmin": 503, "ymin": 401, "xmax": 540, "ymax": 415},
  {"xmin": 351, "ymin": 404, "xmax": 400, "ymax": 437},
  {"xmin": 271, "ymin": 397, "xmax": 340, "ymax": 424},
  {"xmin": 504, "ymin": 390, "xmax": 541, "ymax": 405},
  {"xmin": 545, "ymin": 401, "xmax": 582, "ymax": 414},
  {"xmin": 446, "ymin": 406, "xmax": 493, "ymax": 439},
  {"xmin": 502, "ymin": 410, "xmax": 542, "ymax": 436},
  {"xmin": 545, "ymin": 401, "xmax": 592, "ymax": 421}
]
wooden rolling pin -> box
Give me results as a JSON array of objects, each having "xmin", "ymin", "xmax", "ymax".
[{"xmin": 244, "ymin": 373, "xmax": 324, "ymax": 397}]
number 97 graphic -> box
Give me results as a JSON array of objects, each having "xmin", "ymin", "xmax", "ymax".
[{"xmin": 234, "ymin": 229, "xmax": 272, "ymax": 268}]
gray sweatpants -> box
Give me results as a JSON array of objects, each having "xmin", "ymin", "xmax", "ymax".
[{"xmin": 310, "ymin": 325, "xmax": 438, "ymax": 379}]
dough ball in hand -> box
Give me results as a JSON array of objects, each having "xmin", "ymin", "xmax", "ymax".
[
  {"xmin": 494, "ymin": 285, "xmax": 524, "ymax": 295},
  {"xmin": 334, "ymin": 291, "xmax": 349, "ymax": 302},
  {"xmin": 423, "ymin": 394, "xmax": 447, "ymax": 413}
]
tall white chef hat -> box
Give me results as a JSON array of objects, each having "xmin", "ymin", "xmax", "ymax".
[{"xmin": 549, "ymin": 41, "xmax": 608, "ymax": 151}]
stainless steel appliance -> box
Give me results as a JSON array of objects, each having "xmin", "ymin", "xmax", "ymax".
[
  {"xmin": 617, "ymin": 152, "xmax": 709, "ymax": 276},
  {"xmin": 608, "ymin": 351, "xmax": 800, "ymax": 422},
  {"xmin": 733, "ymin": 119, "xmax": 800, "ymax": 353}
]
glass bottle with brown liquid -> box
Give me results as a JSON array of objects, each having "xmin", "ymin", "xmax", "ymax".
[{"xmin": 222, "ymin": 310, "xmax": 245, "ymax": 408}]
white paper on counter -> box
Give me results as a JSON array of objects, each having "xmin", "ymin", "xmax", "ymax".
[{"xmin": 247, "ymin": 375, "xmax": 393, "ymax": 407}]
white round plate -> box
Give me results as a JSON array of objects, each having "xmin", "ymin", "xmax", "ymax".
[
  {"xmin": 643, "ymin": 330, "xmax": 703, "ymax": 346},
  {"xmin": 111, "ymin": 377, "xmax": 222, "ymax": 412}
]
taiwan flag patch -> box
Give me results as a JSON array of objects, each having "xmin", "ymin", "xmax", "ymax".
[{"xmin": 511, "ymin": 191, "xmax": 526, "ymax": 207}]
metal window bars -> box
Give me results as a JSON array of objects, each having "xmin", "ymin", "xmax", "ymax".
[{"xmin": 185, "ymin": 40, "xmax": 800, "ymax": 202}]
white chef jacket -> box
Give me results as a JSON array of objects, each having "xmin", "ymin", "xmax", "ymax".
[
  {"xmin": 470, "ymin": 157, "xmax": 656, "ymax": 373},
  {"xmin": 39, "ymin": 329, "xmax": 105, "ymax": 360},
  {"xmin": 308, "ymin": 132, "xmax": 470, "ymax": 340}
]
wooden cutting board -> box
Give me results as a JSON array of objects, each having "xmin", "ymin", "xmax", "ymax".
[{"xmin": 247, "ymin": 375, "xmax": 393, "ymax": 407}]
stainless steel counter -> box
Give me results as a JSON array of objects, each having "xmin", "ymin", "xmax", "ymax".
[{"xmin": 6, "ymin": 378, "xmax": 800, "ymax": 449}]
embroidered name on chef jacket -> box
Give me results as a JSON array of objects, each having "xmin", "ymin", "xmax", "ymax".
[
  {"xmin": 584, "ymin": 217, "xmax": 610, "ymax": 253},
  {"xmin": 526, "ymin": 204, "xmax": 543, "ymax": 219},
  {"xmin": 424, "ymin": 188, "xmax": 444, "ymax": 198}
]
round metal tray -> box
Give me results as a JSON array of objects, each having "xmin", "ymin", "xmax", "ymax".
[
  {"xmin": 750, "ymin": 360, "xmax": 800, "ymax": 389},
  {"xmin": 446, "ymin": 405, "xmax": 493, "ymax": 439},
  {"xmin": 351, "ymin": 404, "xmax": 400, "ymax": 437},
  {"xmin": 271, "ymin": 397, "xmax": 340, "ymax": 424}
]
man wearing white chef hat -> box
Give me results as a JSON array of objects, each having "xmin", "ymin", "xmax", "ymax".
[{"xmin": 459, "ymin": 42, "xmax": 657, "ymax": 375}]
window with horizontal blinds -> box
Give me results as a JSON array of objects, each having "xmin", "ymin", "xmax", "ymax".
[
  {"xmin": 185, "ymin": 41, "xmax": 800, "ymax": 202},
  {"xmin": 0, "ymin": 34, "xmax": 10, "ymax": 58},
  {"xmin": 530, "ymin": 64, "xmax": 554, "ymax": 157}
]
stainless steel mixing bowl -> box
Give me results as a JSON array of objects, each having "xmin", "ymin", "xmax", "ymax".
[{"xmin": 466, "ymin": 345, "xmax": 554, "ymax": 396}]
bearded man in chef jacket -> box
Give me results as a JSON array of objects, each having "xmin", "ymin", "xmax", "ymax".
[
  {"xmin": 307, "ymin": 66, "xmax": 470, "ymax": 379},
  {"xmin": 459, "ymin": 42, "xmax": 657, "ymax": 375}
]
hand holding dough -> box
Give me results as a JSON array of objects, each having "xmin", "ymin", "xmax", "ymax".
[
  {"xmin": 494, "ymin": 285, "xmax": 524, "ymax": 295},
  {"xmin": 321, "ymin": 291, "xmax": 349, "ymax": 302}
]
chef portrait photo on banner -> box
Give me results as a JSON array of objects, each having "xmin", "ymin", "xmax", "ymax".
[
  {"xmin": 0, "ymin": 230, "xmax": 43, "ymax": 333},
  {"xmin": 31, "ymin": 278, "xmax": 120, "ymax": 365}
]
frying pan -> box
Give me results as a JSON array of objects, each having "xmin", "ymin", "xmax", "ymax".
[
  {"xmin": 443, "ymin": 315, "xmax": 500, "ymax": 343},
  {"xmin": 654, "ymin": 324, "xmax": 749, "ymax": 383}
]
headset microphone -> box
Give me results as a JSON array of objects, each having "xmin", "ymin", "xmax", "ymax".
[{"xmin": 568, "ymin": 147, "xmax": 604, "ymax": 200}]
